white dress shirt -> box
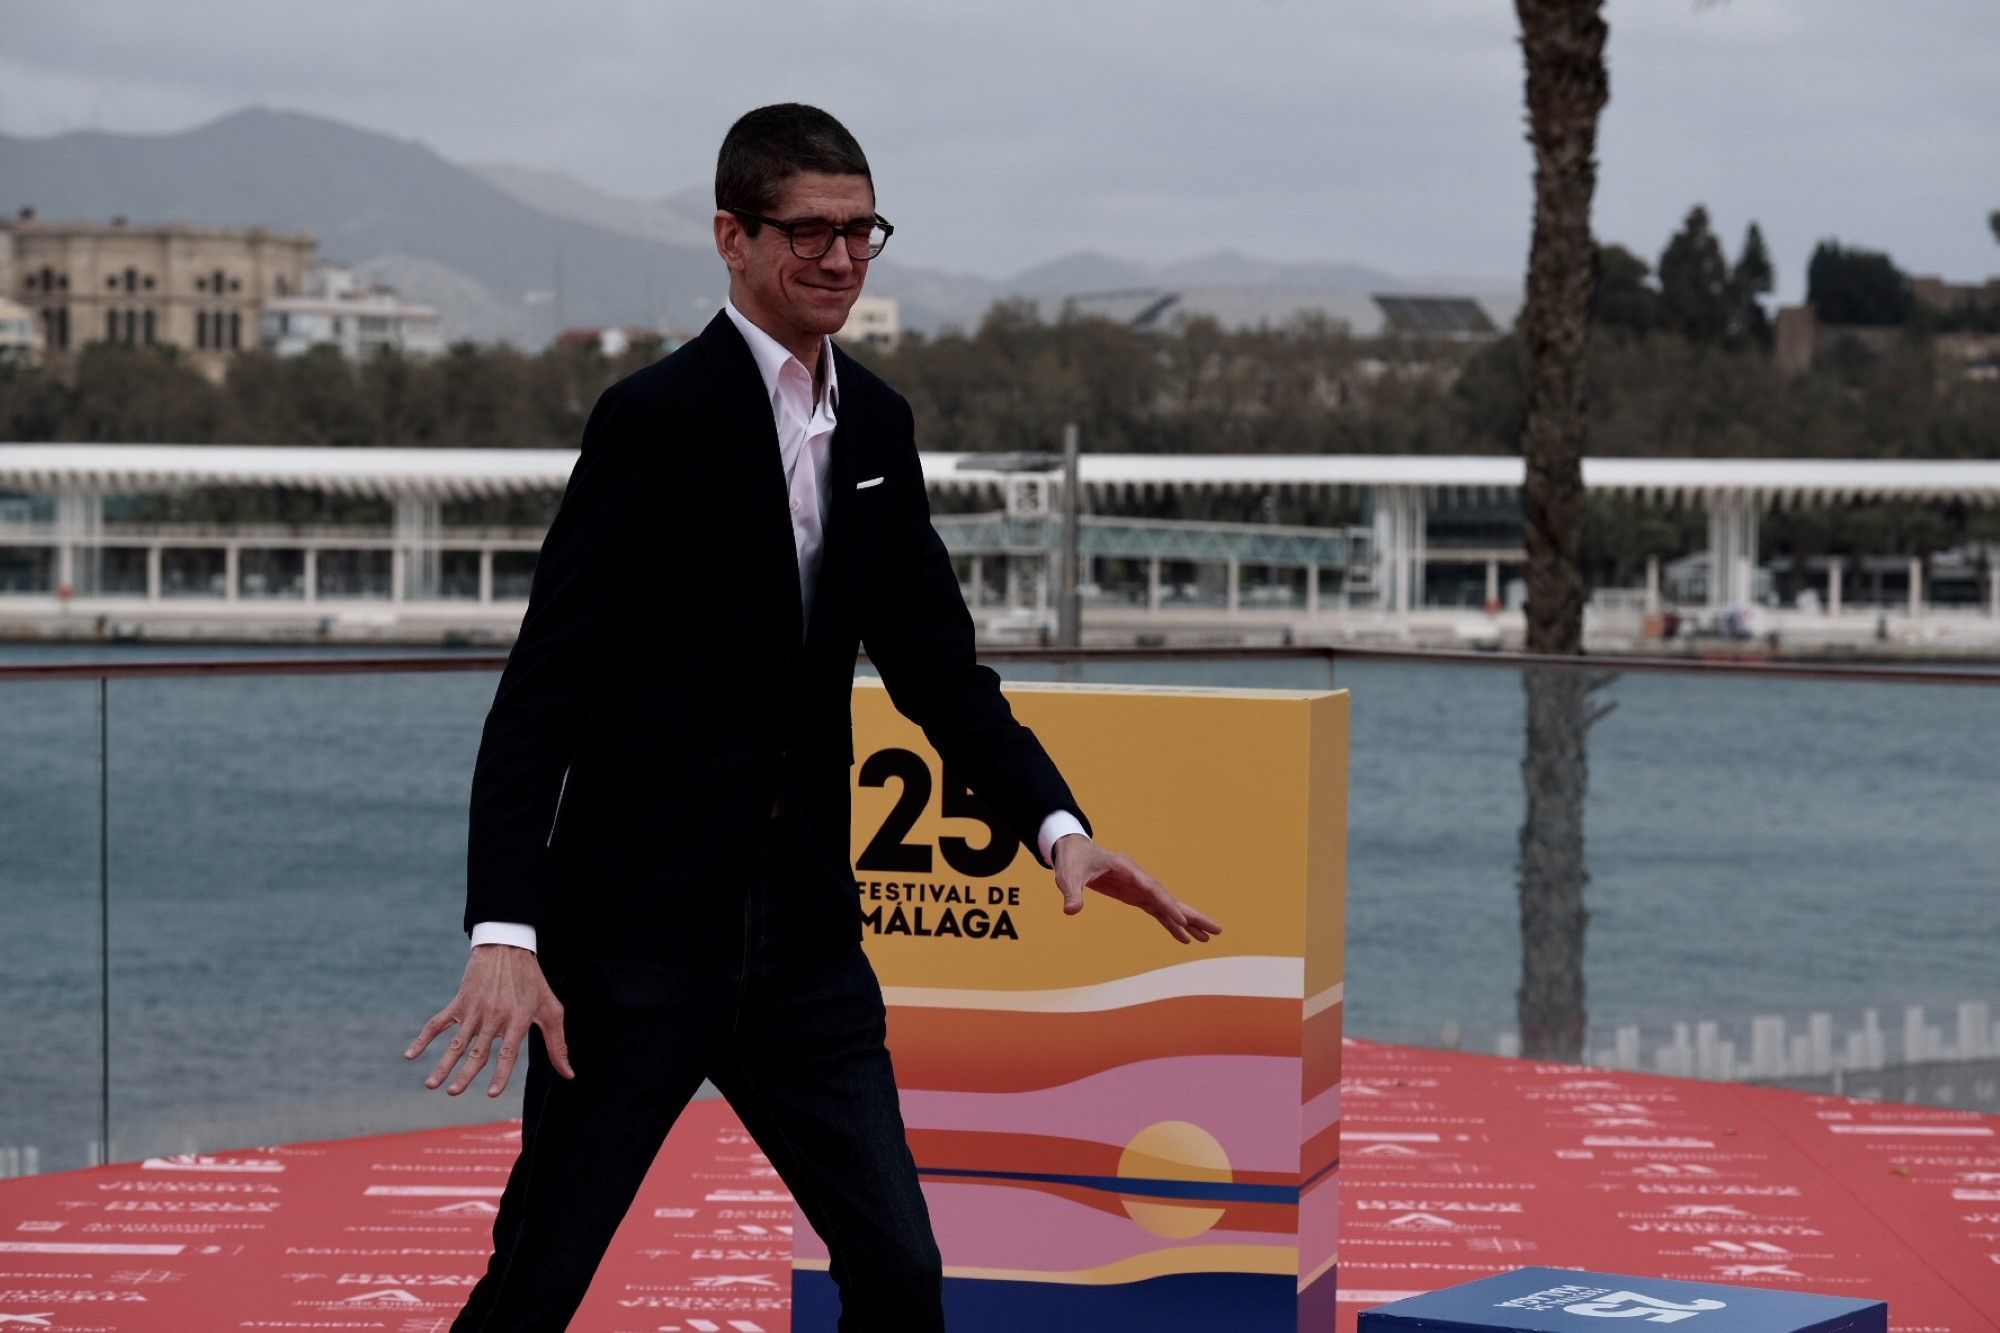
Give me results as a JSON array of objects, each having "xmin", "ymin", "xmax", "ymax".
[{"xmin": 471, "ymin": 301, "xmax": 1083, "ymax": 952}]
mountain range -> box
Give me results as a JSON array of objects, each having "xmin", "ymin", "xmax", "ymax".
[{"xmin": 0, "ymin": 107, "xmax": 1487, "ymax": 344}]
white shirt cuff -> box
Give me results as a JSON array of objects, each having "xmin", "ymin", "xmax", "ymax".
[
  {"xmin": 470, "ymin": 921, "xmax": 538, "ymax": 953},
  {"xmin": 1036, "ymin": 809, "xmax": 1087, "ymax": 866}
]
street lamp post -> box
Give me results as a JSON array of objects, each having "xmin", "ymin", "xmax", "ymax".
[{"xmin": 1057, "ymin": 423, "xmax": 1081, "ymax": 650}]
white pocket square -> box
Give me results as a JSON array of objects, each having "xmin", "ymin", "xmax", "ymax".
[{"xmin": 855, "ymin": 476, "xmax": 885, "ymax": 490}]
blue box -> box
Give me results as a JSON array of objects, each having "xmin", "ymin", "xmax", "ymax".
[{"xmin": 1358, "ymin": 1267, "xmax": 1886, "ymax": 1333}]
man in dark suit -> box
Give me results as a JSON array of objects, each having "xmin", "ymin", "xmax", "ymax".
[{"xmin": 406, "ymin": 103, "xmax": 1220, "ymax": 1331}]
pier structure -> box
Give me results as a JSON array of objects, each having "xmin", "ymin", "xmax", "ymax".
[
  {"xmin": 924, "ymin": 452, "xmax": 2000, "ymax": 637},
  {"xmin": 3, "ymin": 443, "xmax": 1999, "ymax": 644}
]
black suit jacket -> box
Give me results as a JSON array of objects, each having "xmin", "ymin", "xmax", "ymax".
[{"xmin": 463, "ymin": 310, "xmax": 1090, "ymax": 952}]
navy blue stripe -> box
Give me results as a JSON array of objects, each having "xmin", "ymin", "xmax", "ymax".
[{"xmin": 918, "ymin": 1165, "xmax": 1297, "ymax": 1204}]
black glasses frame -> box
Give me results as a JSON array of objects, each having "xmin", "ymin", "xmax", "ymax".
[{"xmin": 726, "ymin": 207, "xmax": 893, "ymax": 261}]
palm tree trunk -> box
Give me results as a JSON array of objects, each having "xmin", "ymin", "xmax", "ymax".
[{"xmin": 1514, "ymin": 0, "xmax": 1609, "ymax": 1061}]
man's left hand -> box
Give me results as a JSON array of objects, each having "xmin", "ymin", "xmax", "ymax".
[{"xmin": 1051, "ymin": 834, "xmax": 1221, "ymax": 944}]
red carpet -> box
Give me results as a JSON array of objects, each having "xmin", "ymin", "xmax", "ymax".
[{"xmin": 0, "ymin": 1040, "xmax": 1992, "ymax": 1330}]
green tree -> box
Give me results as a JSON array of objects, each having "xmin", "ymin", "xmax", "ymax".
[
  {"xmin": 1657, "ymin": 205, "xmax": 1732, "ymax": 343},
  {"xmin": 62, "ymin": 343, "xmax": 223, "ymax": 443},
  {"xmin": 0, "ymin": 361, "xmax": 74, "ymax": 441},
  {"xmin": 1807, "ymin": 240, "xmax": 1913, "ymax": 326},
  {"xmin": 1590, "ymin": 244, "xmax": 1660, "ymax": 334},
  {"xmin": 222, "ymin": 347, "xmax": 372, "ymax": 446},
  {"xmin": 1726, "ymin": 222, "xmax": 1774, "ymax": 345}
]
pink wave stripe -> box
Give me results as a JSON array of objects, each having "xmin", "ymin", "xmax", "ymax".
[
  {"xmin": 898, "ymin": 1054, "xmax": 1303, "ymax": 1176},
  {"xmin": 1303, "ymin": 1080, "xmax": 1341, "ymax": 1141},
  {"xmin": 1299, "ymin": 1172, "xmax": 1339, "ymax": 1274},
  {"xmin": 794, "ymin": 1179, "xmax": 1287, "ymax": 1271}
]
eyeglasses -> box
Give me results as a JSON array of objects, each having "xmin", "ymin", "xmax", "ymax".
[{"xmin": 726, "ymin": 208, "xmax": 893, "ymax": 261}]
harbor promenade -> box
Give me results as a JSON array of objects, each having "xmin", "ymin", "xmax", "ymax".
[{"xmin": 6, "ymin": 445, "xmax": 2000, "ymax": 658}]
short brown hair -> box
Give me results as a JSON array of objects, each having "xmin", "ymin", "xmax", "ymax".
[{"xmin": 715, "ymin": 103, "xmax": 872, "ymax": 223}]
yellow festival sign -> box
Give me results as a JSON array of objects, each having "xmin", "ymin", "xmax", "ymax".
[{"xmin": 792, "ymin": 680, "xmax": 1348, "ymax": 1332}]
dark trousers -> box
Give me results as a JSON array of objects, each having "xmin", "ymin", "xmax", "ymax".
[{"xmin": 452, "ymin": 811, "xmax": 945, "ymax": 1331}]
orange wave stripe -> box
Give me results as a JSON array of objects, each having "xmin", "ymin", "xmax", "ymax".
[
  {"xmin": 908, "ymin": 1170, "xmax": 1300, "ymax": 1235},
  {"xmin": 907, "ymin": 1127, "xmax": 1301, "ymax": 1193},
  {"xmin": 1301, "ymin": 1122, "xmax": 1340, "ymax": 1183},
  {"xmin": 1303, "ymin": 1003, "xmax": 1342, "ymax": 1099},
  {"xmin": 887, "ymin": 995, "xmax": 1298, "ymax": 1092}
]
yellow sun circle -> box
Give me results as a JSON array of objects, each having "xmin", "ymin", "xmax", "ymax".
[{"xmin": 1116, "ymin": 1120, "xmax": 1232, "ymax": 1240}]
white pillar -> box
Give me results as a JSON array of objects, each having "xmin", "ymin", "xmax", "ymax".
[
  {"xmin": 1827, "ymin": 556, "xmax": 1843, "ymax": 616},
  {"xmin": 1371, "ymin": 486, "xmax": 1400, "ymax": 612},
  {"xmin": 1391, "ymin": 495, "xmax": 1404, "ymax": 613},
  {"xmin": 1411, "ymin": 491, "xmax": 1428, "ymax": 610},
  {"xmin": 1147, "ymin": 557, "xmax": 1161, "ymax": 611},
  {"xmin": 54, "ymin": 492, "xmax": 101, "ymax": 595},
  {"xmin": 1306, "ymin": 564, "xmax": 1320, "ymax": 615},
  {"xmin": 1744, "ymin": 502, "xmax": 1762, "ymax": 606},
  {"xmin": 1004, "ymin": 553, "xmax": 1035, "ymax": 611},
  {"xmin": 1908, "ymin": 556, "xmax": 1923, "ymax": 615},
  {"xmin": 390, "ymin": 546, "xmax": 405, "ymax": 603},
  {"xmin": 1369, "ymin": 485, "xmax": 1427, "ymax": 614},
  {"xmin": 1370, "ymin": 487, "xmax": 1395, "ymax": 610},
  {"xmin": 1988, "ymin": 562, "xmax": 1999, "ymax": 618},
  {"xmin": 1706, "ymin": 494, "xmax": 1760, "ymax": 608},
  {"xmin": 1225, "ymin": 559, "xmax": 1240, "ymax": 612},
  {"xmin": 1644, "ymin": 555, "xmax": 1660, "ymax": 613},
  {"xmin": 1706, "ymin": 504, "xmax": 1723, "ymax": 609},
  {"xmin": 1398, "ymin": 493, "xmax": 1413, "ymax": 612},
  {"xmin": 393, "ymin": 495, "xmax": 442, "ymax": 601},
  {"xmin": 303, "ymin": 546, "xmax": 319, "ymax": 602},
  {"xmin": 145, "ymin": 544, "xmax": 161, "ymax": 601},
  {"xmin": 224, "ymin": 544, "xmax": 239, "ymax": 601},
  {"xmin": 1486, "ymin": 558, "xmax": 1501, "ymax": 611}
]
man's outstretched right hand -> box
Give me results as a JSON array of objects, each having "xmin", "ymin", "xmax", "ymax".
[{"xmin": 404, "ymin": 944, "xmax": 575, "ymax": 1098}]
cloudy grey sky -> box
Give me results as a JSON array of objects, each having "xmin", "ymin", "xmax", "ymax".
[{"xmin": 2, "ymin": 0, "xmax": 1994, "ymax": 299}]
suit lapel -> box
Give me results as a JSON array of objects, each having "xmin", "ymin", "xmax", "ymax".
[{"xmin": 697, "ymin": 312, "xmax": 805, "ymax": 642}]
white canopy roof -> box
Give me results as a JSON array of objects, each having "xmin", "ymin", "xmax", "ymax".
[
  {"xmin": 3, "ymin": 443, "xmax": 1998, "ymax": 508},
  {"xmin": 929, "ymin": 453, "xmax": 2000, "ymax": 507},
  {"xmin": 0, "ymin": 444, "xmax": 577, "ymax": 501}
]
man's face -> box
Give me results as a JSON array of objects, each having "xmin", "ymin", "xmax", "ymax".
[{"xmin": 717, "ymin": 170, "xmax": 875, "ymax": 354}]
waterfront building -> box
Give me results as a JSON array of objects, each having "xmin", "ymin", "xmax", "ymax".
[
  {"xmin": 261, "ymin": 264, "xmax": 444, "ymax": 360},
  {"xmin": 1064, "ymin": 286, "xmax": 1513, "ymax": 340},
  {"xmin": 1775, "ymin": 268, "xmax": 2000, "ymax": 380},
  {"xmin": 0, "ymin": 208, "xmax": 316, "ymax": 380},
  {"xmin": 553, "ymin": 325, "xmax": 689, "ymax": 357},
  {"xmin": 2, "ymin": 445, "xmax": 1998, "ymax": 650},
  {"xmin": 1775, "ymin": 302, "xmax": 2000, "ymax": 380},
  {"xmin": 1911, "ymin": 271, "xmax": 2000, "ymax": 317},
  {"xmin": 0, "ymin": 297, "xmax": 42, "ymax": 365},
  {"xmin": 837, "ymin": 293, "xmax": 900, "ymax": 350}
]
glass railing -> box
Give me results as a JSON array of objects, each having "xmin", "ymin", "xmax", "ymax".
[
  {"xmin": 1, "ymin": 671, "xmax": 104, "ymax": 1177},
  {"xmin": 2, "ymin": 645, "xmax": 514, "ymax": 1173},
  {"xmin": 3, "ymin": 644, "xmax": 1996, "ymax": 1175},
  {"xmin": 1320, "ymin": 652, "xmax": 1998, "ymax": 1107}
]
